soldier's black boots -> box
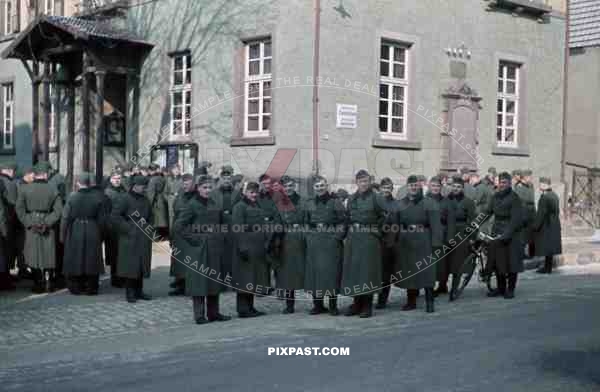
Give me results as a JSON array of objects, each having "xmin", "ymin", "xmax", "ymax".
[
  {"xmin": 206, "ymin": 295, "xmax": 231, "ymax": 322},
  {"xmin": 168, "ymin": 279, "xmax": 185, "ymax": 296},
  {"xmin": 345, "ymin": 297, "xmax": 362, "ymax": 316},
  {"xmin": 283, "ymin": 290, "xmax": 295, "ymax": 314},
  {"xmin": 193, "ymin": 296, "xmax": 208, "ymax": 324},
  {"xmin": 433, "ymin": 281, "xmax": 448, "ymax": 298},
  {"xmin": 329, "ymin": 296, "xmax": 339, "ymax": 316},
  {"xmin": 536, "ymin": 256, "xmax": 553, "ymax": 274},
  {"xmin": 126, "ymin": 287, "xmax": 137, "ymax": 303},
  {"xmin": 487, "ymin": 274, "xmax": 507, "ymax": 297},
  {"xmin": 504, "ymin": 273, "xmax": 518, "ymax": 299},
  {"xmin": 359, "ymin": 295, "xmax": 373, "ymax": 318},
  {"xmin": 310, "ymin": 297, "xmax": 328, "ymax": 315},
  {"xmin": 402, "ymin": 289, "xmax": 418, "ymax": 311},
  {"xmin": 425, "ymin": 288, "xmax": 435, "ymax": 313},
  {"xmin": 449, "ymin": 274, "xmax": 461, "ymax": 302},
  {"xmin": 376, "ymin": 286, "xmax": 390, "ymax": 309},
  {"xmin": 135, "ymin": 279, "xmax": 152, "ymax": 300}
]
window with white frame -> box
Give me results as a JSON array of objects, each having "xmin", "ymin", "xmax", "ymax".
[
  {"xmin": 497, "ymin": 61, "xmax": 520, "ymax": 146},
  {"xmin": 44, "ymin": 0, "xmax": 55, "ymax": 15},
  {"xmin": 244, "ymin": 39, "xmax": 272, "ymax": 136},
  {"xmin": 379, "ymin": 41, "xmax": 409, "ymax": 138},
  {"xmin": 4, "ymin": 0, "xmax": 12, "ymax": 35},
  {"xmin": 170, "ymin": 52, "xmax": 192, "ymax": 136},
  {"xmin": 2, "ymin": 83, "xmax": 14, "ymax": 149}
]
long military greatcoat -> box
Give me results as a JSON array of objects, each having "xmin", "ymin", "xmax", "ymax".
[
  {"xmin": 533, "ymin": 190, "xmax": 562, "ymax": 257},
  {"xmin": 60, "ymin": 188, "xmax": 107, "ymax": 276},
  {"xmin": 232, "ymin": 197, "xmax": 271, "ymax": 294},
  {"xmin": 174, "ymin": 195, "xmax": 225, "ymax": 296},
  {"xmin": 514, "ymin": 182, "xmax": 536, "ymax": 240},
  {"xmin": 275, "ymin": 192, "xmax": 305, "ymax": 290},
  {"xmin": 0, "ymin": 194, "xmax": 8, "ymax": 273},
  {"xmin": 166, "ymin": 175, "xmax": 183, "ymax": 229},
  {"xmin": 147, "ymin": 175, "xmax": 169, "ymax": 229},
  {"xmin": 169, "ymin": 190, "xmax": 195, "ymax": 278},
  {"xmin": 257, "ymin": 191, "xmax": 282, "ymax": 268},
  {"xmin": 112, "ymin": 191, "xmax": 153, "ymax": 279},
  {"xmin": 390, "ymin": 191, "xmax": 442, "ymax": 289},
  {"xmin": 304, "ymin": 192, "xmax": 346, "ymax": 296},
  {"xmin": 104, "ymin": 184, "xmax": 126, "ymax": 267},
  {"xmin": 0, "ymin": 173, "xmax": 17, "ymax": 268},
  {"xmin": 15, "ymin": 180, "xmax": 63, "ymax": 270},
  {"xmin": 210, "ymin": 185, "xmax": 241, "ymax": 280},
  {"xmin": 447, "ymin": 193, "xmax": 477, "ymax": 275},
  {"xmin": 486, "ymin": 187, "xmax": 525, "ymax": 275},
  {"xmin": 341, "ymin": 189, "xmax": 385, "ymax": 297},
  {"xmin": 426, "ymin": 192, "xmax": 454, "ymax": 282}
]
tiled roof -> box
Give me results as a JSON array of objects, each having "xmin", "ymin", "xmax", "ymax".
[
  {"xmin": 570, "ymin": 0, "xmax": 600, "ymax": 48},
  {"xmin": 44, "ymin": 15, "xmax": 151, "ymax": 46}
]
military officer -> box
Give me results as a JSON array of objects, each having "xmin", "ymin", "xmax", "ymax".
[
  {"xmin": 121, "ymin": 163, "xmax": 134, "ymax": 191},
  {"xmin": 533, "ymin": 177, "xmax": 562, "ymax": 274},
  {"xmin": 60, "ymin": 172, "xmax": 107, "ymax": 295},
  {"xmin": 273, "ymin": 176, "xmax": 305, "ymax": 314},
  {"xmin": 111, "ymin": 175, "xmax": 153, "ymax": 303},
  {"xmin": 342, "ymin": 170, "xmax": 385, "ymax": 318},
  {"xmin": 471, "ymin": 172, "xmax": 494, "ymax": 233},
  {"xmin": 389, "ymin": 175, "xmax": 442, "ymax": 312},
  {"xmin": 304, "ymin": 175, "xmax": 346, "ymax": 315},
  {"xmin": 209, "ymin": 165, "xmax": 241, "ymax": 285},
  {"xmin": 486, "ymin": 171, "xmax": 524, "ymax": 299},
  {"xmin": 513, "ymin": 169, "xmax": 536, "ymax": 258},
  {"xmin": 147, "ymin": 163, "xmax": 169, "ymax": 240},
  {"xmin": 0, "ymin": 162, "xmax": 17, "ymax": 289},
  {"xmin": 257, "ymin": 174, "xmax": 283, "ymax": 291},
  {"xmin": 427, "ymin": 176, "xmax": 454, "ymax": 297},
  {"xmin": 447, "ymin": 176, "xmax": 477, "ymax": 301},
  {"xmin": 48, "ymin": 165, "xmax": 67, "ymax": 290},
  {"xmin": 232, "ymin": 181, "xmax": 270, "ymax": 317},
  {"xmin": 174, "ymin": 175, "xmax": 231, "ymax": 324},
  {"xmin": 15, "ymin": 161, "xmax": 63, "ymax": 293},
  {"xmin": 376, "ymin": 177, "xmax": 396, "ymax": 309},
  {"xmin": 105, "ymin": 168, "xmax": 126, "ymax": 287},
  {"xmin": 169, "ymin": 173, "xmax": 196, "ymax": 295},
  {"xmin": 166, "ymin": 164, "xmax": 183, "ymax": 229}
]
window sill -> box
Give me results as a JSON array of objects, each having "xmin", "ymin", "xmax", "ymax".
[
  {"xmin": 491, "ymin": 145, "xmax": 530, "ymax": 157},
  {"xmin": 371, "ymin": 136, "xmax": 422, "ymax": 150},
  {"xmin": 231, "ymin": 135, "xmax": 276, "ymax": 146},
  {"xmin": 0, "ymin": 33, "xmax": 18, "ymax": 43}
]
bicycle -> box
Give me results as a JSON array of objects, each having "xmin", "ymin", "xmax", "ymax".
[{"xmin": 451, "ymin": 231, "xmax": 497, "ymax": 301}]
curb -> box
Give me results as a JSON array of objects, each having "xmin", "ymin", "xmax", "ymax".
[{"xmin": 524, "ymin": 249, "xmax": 600, "ymax": 270}]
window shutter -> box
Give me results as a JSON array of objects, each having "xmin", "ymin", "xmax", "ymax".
[{"xmin": 0, "ymin": 1, "xmax": 6, "ymax": 36}]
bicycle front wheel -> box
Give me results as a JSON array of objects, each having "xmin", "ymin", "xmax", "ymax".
[{"xmin": 454, "ymin": 253, "xmax": 477, "ymax": 300}]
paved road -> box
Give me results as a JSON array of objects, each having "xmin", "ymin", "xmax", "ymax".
[{"xmin": 1, "ymin": 266, "xmax": 599, "ymax": 391}]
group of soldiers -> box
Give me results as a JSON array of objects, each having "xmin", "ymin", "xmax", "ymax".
[{"xmin": 0, "ymin": 159, "xmax": 563, "ymax": 324}]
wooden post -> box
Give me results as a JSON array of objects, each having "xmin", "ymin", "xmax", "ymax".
[
  {"xmin": 82, "ymin": 52, "xmax": 91, "ymax": 172},
  {"xmin": 41, "ymin": 61, "xmax": 51, "ymax": 162},
  {"xmin": 66, "ymin": 83, "xmax": 75, "ymax": 192},
  {"xmin": 95, "ymin": 70, "xmax": 106, "ymax": 186},
  {"xmin": 53, "ymin": 74, "xmax": 62, "ymax": 171}
]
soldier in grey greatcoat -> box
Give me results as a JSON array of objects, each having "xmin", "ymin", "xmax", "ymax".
[{"xmin": 533, "ymin": 177, "xmax": 562, "ymax": 274}]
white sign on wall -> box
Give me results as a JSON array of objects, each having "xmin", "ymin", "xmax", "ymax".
[{"xmin": 336, "ymin": 104, "xmax": 358, "ymax": 129}]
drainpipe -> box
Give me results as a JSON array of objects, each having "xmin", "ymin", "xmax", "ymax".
[
  {"xmin": 560, "ymin": 2, "xmax": 569, "ymax": 215},
  {"xmin": 312, "ymin": 0, "xmax": 321, "ymax": 175}
]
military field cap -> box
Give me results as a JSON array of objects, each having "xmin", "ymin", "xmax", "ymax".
[
  {"xmin": 132, "ymin": 176, "xmax": 149, "ymax": 186},
  {"xmin": 33, "ymin": 161, "xmax": 52, "ymax": 174},
  {"xmin": 280, "ymin": 175, "xmax": 296, "ymax": 185},
  {"xmin": 355, "ymin": 169, "xmax": 370, "ymax": 179},
  {"xmin": 452, "ymin": 175, "xmax": 464, "ymax": 185},
  {"xmin": 512, "ymin": 169, "xmax": 522, "ymax": 177},
  {"xmin": 460, "ymin": 166, "xmax": 470, "ymax": 174},
  {"xmin": 182, "ymin": 173, "xmax": 194, "ymax": 181},
  {"xmin": 244, "ymin": 181, "xmax": 260, "ymax": 192},
  {"xmin": 76, "ymin": 172, "xmax": 93, "ymax": 186},
  {"xmin": 523, "ymin": 169, "xmax": 533, "ymax": 176},
  {"xmin": 380, "ymin": 177, "xmax": 393, "ymax": 186},
  {"xmin": 0, "ymin": 161, "xmax": 17, "ymax": 170},
  {"xmin": 417, "ymin": 175, "xmax": 427, "ymax": 182},
  {"xmin": 407, "ymin": 175, "xmax": 419, "ymax": 184},
  {"xmin": 499, "ymin": 171, "xmax": 512, "ymax": 181},
  {"xmin": 221, "ymin": 165, "xmax": 234, "ymax": 176},
  {"xmin": 540, "ymin": 177, "xmax": 551, "ymax": 185},
  {"xmin": 488, "ymin": 167, "xmax": 497, "ymax": 175},
  {"xmin": 111, "ymin": 167, "xmax": 123, "ymax": 176},
  {"xmin": 429, "ymin": 176, "xmax": 442, "ymax": 185},
  {"xmin": 196, "ymin": 175, "xmax": 213, "ymax": 185}
]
